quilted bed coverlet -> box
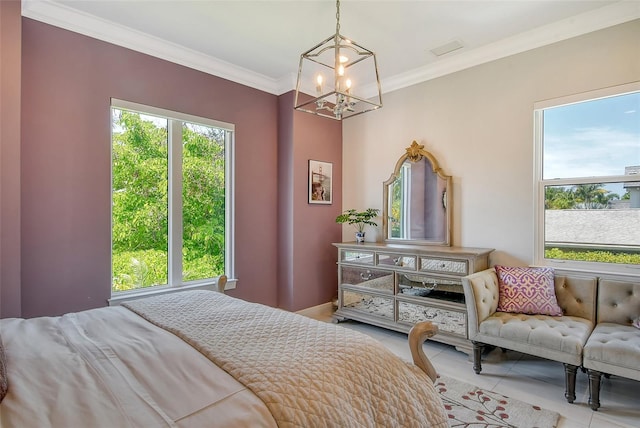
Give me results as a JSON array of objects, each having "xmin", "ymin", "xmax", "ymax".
[{"xmin": 123, "ymin": 290, "xmax": 448, "ymax": 428}]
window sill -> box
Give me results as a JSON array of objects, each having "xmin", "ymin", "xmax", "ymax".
[
  {"xmin": 537, "ymin": 260, "xmax": 640, "ymax": 281},
  {"xmin": 108, "ymin": 278, "xmax": 237, "ymax": 306}
]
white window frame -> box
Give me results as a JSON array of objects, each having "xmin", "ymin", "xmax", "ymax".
[
  {"xmin": 109, "ymin": 99, "xmax": 235, "ymax": 304},
  {"xmin": 533, "ymin": 81, "xmax": 640, "ymax": 276},
  {"xmin": 400, "ymin": 162, "xmax": 411, "ymax": 238}
]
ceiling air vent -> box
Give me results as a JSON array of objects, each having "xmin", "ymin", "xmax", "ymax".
[{"xmin": 430, "ymin": 40, "xmax": 465, "ymax": 57}]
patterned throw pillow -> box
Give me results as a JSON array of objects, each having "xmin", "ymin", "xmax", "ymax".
[{"xmin": 495, "ymin": 266, "xmax": 563, "ymax": 316}]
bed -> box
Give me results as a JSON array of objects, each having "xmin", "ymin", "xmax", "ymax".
[{"xmin": 0, "ymin": 286, "xmax": 448, "ymax": 427}]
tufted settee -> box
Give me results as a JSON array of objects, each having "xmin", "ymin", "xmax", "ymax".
[
  {"xmin": 461, "ymin": 268, "xmax": 597, "ymax": 403},
  {"xmin": 583, "ymin": 278, "xmax": 640, "ymax": 410}
]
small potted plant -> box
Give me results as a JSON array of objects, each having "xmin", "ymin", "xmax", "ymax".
[{"xmin": 335, "ymin": 208, "xmax": 380, "ymax": 243}]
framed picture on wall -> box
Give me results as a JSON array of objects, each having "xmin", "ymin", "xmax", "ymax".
[{"xmin": 308, "ymin": 160, "xmax": 333, "ymax": 205}]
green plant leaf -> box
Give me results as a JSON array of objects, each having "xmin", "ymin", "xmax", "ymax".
[{"xmin": 335, "ymin": 208, "xmax": 380, "ymax": 232}]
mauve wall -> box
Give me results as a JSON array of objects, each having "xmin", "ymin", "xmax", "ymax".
[
  {"xmin": 20, "ymin": 18, "xmax": 285, "ymax": 317},
  {"xmin": 0, "ymin": 0, "xmax": 22, "ymax": 318},
  {"xmin": 277, "ymin": 92, "xmax": 342, "ymax": 311},
  {"xmin": 291, "ymin": 102, "xmax": 342, "ymax": 311}
]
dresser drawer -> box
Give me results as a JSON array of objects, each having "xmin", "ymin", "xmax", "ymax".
[
  {"xmin": 420, "ymin": 257, "xmax": 468, "ymax": 275},
  {"xmin": 340, "ymin": 249, "xmax": 375, "ymax": 265},
  {"xmin": 341, "ymin": 290, "xmax": 394, "ymax": 319},
  {"xmin": 397, "ymin": 301, "xmax": 466, "ymax": 337},
  {"xmin": 377, "ymin": 253, "xmax": 417, "ymax": 270},
  {"xmin": 397, "ymin": 273, "xmax": 464, "ymax": 303},
  {"xmin": 340, "ymin": 265, "xmax": 395, "ymax": 293},
  {"xmin": 340, "ymin": 266, "xmax": 394, "ymax": 293}
]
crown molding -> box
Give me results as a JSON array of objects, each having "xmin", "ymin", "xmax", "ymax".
[
  {"xmin": 382, "ymin": 1, "xmax": 640, "ymax": 94},
  {"xmin": 277, "ymin": 72, "xmax": 298, "ymax": 96},
  {"xmin": 22, "ymin": 0, "xmax": 639, "ymax": 97},
  {"xmin": 21, "ymin": 0, "xmax": 281, "ymax": 95}
]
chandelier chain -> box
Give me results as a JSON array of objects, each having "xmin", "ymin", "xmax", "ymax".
[{"xmin": 336, "ymin": 0, "xmax": 340, "ymax": 34}]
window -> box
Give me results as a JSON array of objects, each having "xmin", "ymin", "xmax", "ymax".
[
  {"xmin": 111, "ymin": 99, "xmax": 234, "ymax": 294},
  {"xmin": 534, "ymin": 83, "xmax": 640, "ymax": 273},
  {"xmin": 389, "ymin": 162, "xmax": 411, "ymax": 239}
]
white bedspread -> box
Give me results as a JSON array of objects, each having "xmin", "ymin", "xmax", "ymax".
[
  {"xmin": 0, "ymin": 306, "xmax": 276, "ymax": 427},
  {"xmin": 124, "ymin": 290, "xmax": 448, "ymax": 428}
]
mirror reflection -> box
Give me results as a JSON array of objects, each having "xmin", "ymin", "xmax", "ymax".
[{"xmin": 383, "ymin": 141, "xmax": 451, "ymax": 246}]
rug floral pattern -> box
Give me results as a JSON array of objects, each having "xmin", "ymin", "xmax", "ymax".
[{"xmin": 435, "ymin": 375, "xmax": 559, "ymax": 428}]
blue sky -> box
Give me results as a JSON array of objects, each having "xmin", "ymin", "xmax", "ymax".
[{"xmin": 543, "ymin": 91, "xmax": 639, "ymax": 184}]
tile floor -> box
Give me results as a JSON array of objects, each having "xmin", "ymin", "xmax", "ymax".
[{"xmin": 312, "ymin": 313, "xmax": 639, "ymax": 428}]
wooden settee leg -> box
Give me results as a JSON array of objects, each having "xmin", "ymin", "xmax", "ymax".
[
  {"xmin": 472, "ymin": 341, "xmax": 483, "ymax": 374},
  {"xmin": 587, "ymin": 369, "xmax": 602, "ymax": 411},
  {"xmin": 563, "ymin": 364, "xmax": 578, "ymax": 403}
]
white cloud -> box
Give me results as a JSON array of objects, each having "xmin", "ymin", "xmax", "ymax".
[{"xmin": 544, "ymin": 126, "xmax": 639, "ymax": 180}]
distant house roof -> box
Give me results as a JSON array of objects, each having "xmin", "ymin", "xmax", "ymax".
[
  {"xmin": 625, "ymin": 166, "xmax": 640, "ymax": 175},
  {"xmin": 623, "ymin": 165, "xmax": 640, "ymax": 189},
  {"xmin": 545, "ymin": 209, "xmax": 640, "ymax": 246}
]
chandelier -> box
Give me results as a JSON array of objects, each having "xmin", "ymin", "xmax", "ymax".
[{"xmin": 294, "ymin": 0, "xmax": 382, "ymax": 120}]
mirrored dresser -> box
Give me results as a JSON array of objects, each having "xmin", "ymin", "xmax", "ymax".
[
  {"xmin": 333, "ymin": 141, "xmax": 493, "ymax": 354},
  {"xmin": 333, "ymin": 242, "xmax": 493, "ymax": 354}
]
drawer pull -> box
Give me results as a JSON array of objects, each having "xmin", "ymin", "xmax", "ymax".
[
  {"xmin": 403, "ymin": 274, "xmax": 437, "ymax": 290},
  {"xmin": 360, "ymin": 270, "xmax": 373, "ymax": 280}
]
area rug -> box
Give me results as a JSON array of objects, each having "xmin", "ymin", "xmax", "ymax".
[{"xmin": 435, "ymin": 375, "xmax": 560, "ymax": 428}]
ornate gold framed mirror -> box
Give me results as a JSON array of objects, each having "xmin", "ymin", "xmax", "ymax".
[{"xmin": 382, "ymin": 141, "xmax": 452, "ymax": 246}]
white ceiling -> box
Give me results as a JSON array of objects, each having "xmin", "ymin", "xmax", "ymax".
[{"xmin": 22, "ymin": 0, "xmax": 640, "ymax": 95}]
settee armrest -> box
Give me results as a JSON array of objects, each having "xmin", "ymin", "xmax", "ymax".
[
  {"xmin": 462, "ymin": 268, "xmax": 499, "ymax": 338},
  {"xmin": 408, "ymin": 321, "xmax": 439, "ymax": 382}
]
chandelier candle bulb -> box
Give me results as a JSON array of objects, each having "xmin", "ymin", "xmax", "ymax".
[
  {"xmin": 336, "ymin": 65, "xmax": 345, "ymax": 91},
  {"xmin": 316, "ymin": 75, "xmax": 323, "ymax": 94}
]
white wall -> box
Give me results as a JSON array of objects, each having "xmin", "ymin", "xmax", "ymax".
[{"xmin": 342, "ymin": 20, "xmax": 640, "ymax": 266}]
